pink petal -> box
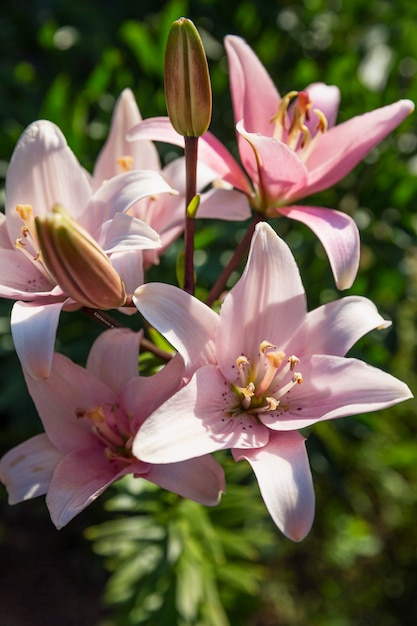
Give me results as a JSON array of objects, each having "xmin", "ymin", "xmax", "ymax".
[
  {"xmin": 233, "ymin": 430, "xmax": 314, "ymax": 540},
  {"xmin": 97, "ymin": 212, "xmax": 161, "ymax": 253},
  {"xmin": 89, "ymin": 169, "xmax": 178, "ymax": 227},
  {"xmin": 127, "ymin": 117, "xmax": 251, "ymax": 194},
  {"xmin": 236, "ymin": 122, "xmax": 308, "ymax": 200},
  {"xmin": 225, "ymin": 35, "xmax": 280, "ymax": 136},
  {"xmin": 0, "ymin": 249, "xmax": 56, "ymax": 299},
  {"xmin": 278, "ymin": 205, "xmax": 360, "ymax": 289},
  {"xmin": 304, "ymin": 82, "xmax": 340, "ymax": 130},
  {"xmin": 11, "ymin": 300, "xmax": 66, "ymax": 379},
  {"xmin": 297, "ymin": 296, "xmax": 390, "ymax": 357},
  {"xmin": 304, "ymin": 99, "xmax": 415, "ymax": 196},
  {"xmin": 93, "ymin": 88, "xmax": 160, "ymax": 189},
  {"xmin": 134, "ymin": 283, "xmax": 218, "ymax": 375},
  {"xmin": 0, "ymin": 212, "xmax": 12, "ymax": 248},
  {"xmin": 86, "ymin": 328, "xmax": 143, "ymax": 393},
  {"xmin": 24, "ymin": 353, "xmax": 117, "ymax": 453},
  {"xmin": 146, "ymin": 454, "xmax": 226, "ymax": 506},
  {"xmin": 259, "ymin": 355, "xmax": 413, "ymax": 431},
  {"xmin": 0, "ymin": 434, "xmax": 63, "ymax": 504},
  {"xmin": 46, "ymin": 447, "xmax": 147, "ymax": 528},
  {"xmin": 109, "ymin": 249, "xmax": 144, "ymax": 293},
  {"xmin": 132, "ymin": 365, "xmax": 270, "ymax": 464},
  {"xmin": 121, "ymin": 354, "xmax": 185, "ymax": 431},
  {"xmin": 6, "ymin": 120, "xmax": 92, "ymax": 241},
  {"xmin": 217, "ymin": 222, "xmax": 307, "ymax": 378},
  {"xmin": 197, "ymin": 187, "xmax": 252, "ymax": 221}
]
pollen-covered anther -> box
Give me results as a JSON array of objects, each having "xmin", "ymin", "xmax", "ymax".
[
  {"xmin": 104, "ymin": 447, "xmax": 117, "ymax": 460},
  {"xmin": 238, "ymin": 382, "xmax": 255, "ymax": 410},
  {"xmin": 236, "ymin": 355, "xmax": 250, "ymax": 368},
  {"xmin": 288, "ymin": 355, "xmax": 300, "ymax": 371},
  {"xmin": 270, "ymin": 90, "xmax": 298, "ymax": 140},
  {"xmin": 292, "ymin": 372, "xmax": 303, "ymax": 385},
  {"xmin": 87, "ymin": 406, "xmax": 106, "ymax": 423},
  {"xmin": 265, "ymin": 396, "xmax": 279, "ymax": 410},
  {"xmin": 117, "ymin": 155, "xmax": 134, "ymax": 172}
]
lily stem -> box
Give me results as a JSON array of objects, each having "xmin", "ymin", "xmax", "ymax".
[
  {"xmin": 205, "ymin": 213, "xmax": 264, "ymax": 307},
  {"xmin": 184, "ymin": 135, "xmax": 198, "ymax": 295}
]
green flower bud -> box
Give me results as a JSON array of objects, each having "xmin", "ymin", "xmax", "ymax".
[
  {"xmin": 35, "ymin": 206, "xmax": 126, "ymax": 309},
  {"xmin": 164, "ymin": 17, "xmax": 212, "ymax": 137}
]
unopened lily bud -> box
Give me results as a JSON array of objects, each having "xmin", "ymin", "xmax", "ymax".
[
  {"xmin": 35, "ymin": 206, "xmax": 127, "ymax": 309},
  {"xmin": 164, "ymin": 17, "xmax": 212, "ymax": 137}
]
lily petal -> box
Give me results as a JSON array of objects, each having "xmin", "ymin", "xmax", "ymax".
[
  {"xmin": 0, "ymin": 434, "xmax": 63, "ymax": 504},
  {"xmin": 298, "ymin": 296, "xmax": 391, "ymax": 357},
  {"xmin": 132, "ymin": 365, "xmax": 270, "ymax": 464},
  {"xmin": 93, "ymin": 88, "xmax": 160, "ymax": 189},
  {"xmin": 278, "ymin": 205, "xmax": 360, "ymax": 289},
  {"xmin": 97, "ymin": 212, "xmax": 161, "ymax": 253},
  {"xmin": 259, "ymin": 355, "xmax": 413, "ymax": 431},
  {"xmin": 89, "ymin": 169, "xmax": 178, "ymax": 227},
  {"xmin": 146, "ymin": 455, "xmax": 226, "ymax": 506},
  {"xmin": 217, "ymin": 222, "xmax": 306, "ymax": 376},
  {"xmin": 121, "ymin": 354, "xmax": 185, "ymax": 431},
  {"xmin": 46, "ymin": 447, "xmax": 147, "ymax": 529},
  {"xmin": 197, "ymin": 187, "xmax": 252, "ymax": 221},
  {"xmin": 232, "ymin": 430, "xmax": 314, "ymax": 541},
  {"xmin": 225, "ymin": 35, "xmax": 280, "ymax": 136},
  {"xmin": 24, "ymin": 353, "xmax": 117, "ymax": 452},
  {"xmin": 304, "ymin": 82, "xmax": 340, "ymax": 130},
  {"xmin": 134, "ymin": 282, "xmax": 218, "ymax": 374},
  {"xmin": 11, "ymin": 300, "xmax": 66, "ymax": 379},
  {"xmin": 304, "ymin": 99, "xmax": 415, "ymax": 196},
  {"xmin": 6, "ymin": 120, "xmax": 92, "ymax": 240},
  {"xmin": 0, "ymin": 249, "xmax": 56, "ymax": 299},
  {"xmin": 236, "ymin": 122, "xmax": 308, "ymax": 200},
  {"xmin": 86, "ymin": 328, "xmax": 143, "ymax": 393},
  {"xmin": 127, "ymin": 117, "xmax": 251, "ymax": 194}
]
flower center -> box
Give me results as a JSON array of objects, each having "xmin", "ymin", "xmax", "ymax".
[
  {"xmin": 270, "ymin": 90, "xmax": 327, "ymax": 161},
  {"xmin": 75, "ymin": 403, "xmax": 135, "ymax": 465},
  {"xmin": 230, "ymin": 340, "xmax": 303, "ymax": 416}
]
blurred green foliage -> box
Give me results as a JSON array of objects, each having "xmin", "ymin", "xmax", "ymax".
[{"xmin": 1, "ymin": 0, "xmax": 417, "ymax": 625}]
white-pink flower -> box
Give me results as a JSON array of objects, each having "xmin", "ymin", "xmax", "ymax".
[
  {"xmin": 128, "ymin": 36, "xmax": 414, "ymax": 289},
  {"xmin": 94, "ymin": 88, "xmax": 251, "ymax": 267},
  {"xmin": 2, "ymin": 119, "xmax": 176, "ymax": 378},
  {"xmin": 132, "ymin": 222, "xmax": 412, "ymax": 541},
  {"xmin": 0, "ymin": 328, "xmax": 225, "ymax": 529}
]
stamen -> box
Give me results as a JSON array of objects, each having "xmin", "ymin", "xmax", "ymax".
[
  {"xmin": 237, "ymin": 382, "xmax": 255, "ymax": 409},
  {"xmin": 270, "ymin": 91, "xmax": 298, "ymax": 141},
  {"xmin": 250, "ymin": 396, "xmax": 280, "ymax": 414},
  {"xmin": 117, "ymin": 155, "xmax": 134, "ymax": 172},
  {"xmin": 274, "ymin": 370, "xmax": 303, "ymax": 399},
  {"xmin": 288, "ymin": 355, "xmax": 300, "ymax": 371},
  {"xmin": 236, "ymin": 355, "xmax": 250, "ymax": 385},
  {"xmin": 299, "ymin": 108, "xmax": 328, "ymax": 162}
]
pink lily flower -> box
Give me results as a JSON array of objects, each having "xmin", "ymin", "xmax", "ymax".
[
  {"xmin": 0, "ymin": 328, "xmax": 225, "ymax": 529},
  {"xmin": 2, "ymin": 119, "xmax": 176, "ymax": 378},
  {"xmin": 94, "ymin": 88, "xmax": 251, "ymax": 266},
  {"xmin": 132, "ymin": 223, "xmax": 412, "ymax": 541},
  {"xmin": 128, "ymin": 36, "xmax": 414, "ymax": 289}
]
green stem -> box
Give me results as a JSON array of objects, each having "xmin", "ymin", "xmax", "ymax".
[{"xmin": 184, "ymin": 135, "xmax": 199, "ymax": 295}]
